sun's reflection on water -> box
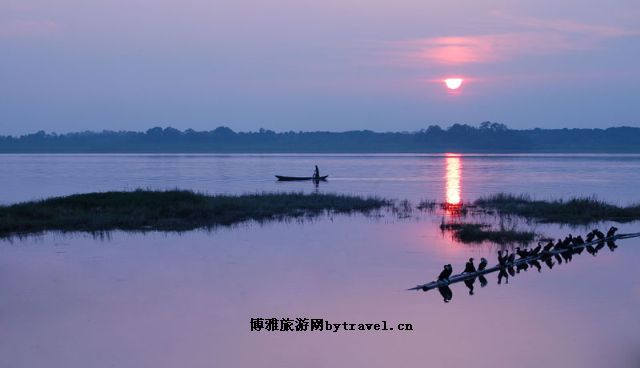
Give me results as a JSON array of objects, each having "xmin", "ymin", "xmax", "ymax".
[{"xmin": 445, "ymin": 154, "xmax": 462, "ymax": 214}]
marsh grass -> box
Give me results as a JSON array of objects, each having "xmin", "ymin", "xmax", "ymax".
[
  {"xmin": 0, "ymin": 190, "xmax": 391, "ymax": 237},
  {"xmin": 474, "ymin": 193, "xmax": 640, "ymax": 224},
  {"xmin": 441, "ymin": 221, "xmax": 536, "ymax": 244}
]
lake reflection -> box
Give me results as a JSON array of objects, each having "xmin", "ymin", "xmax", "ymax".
[{"xmin": 2, "ymin": 154, "xmax": 640, "ymax": 368}]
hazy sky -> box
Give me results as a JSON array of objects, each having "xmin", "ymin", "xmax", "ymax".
[{"xmin": 1, "ymin": 0, "xmax": 639, "ymax": 135}]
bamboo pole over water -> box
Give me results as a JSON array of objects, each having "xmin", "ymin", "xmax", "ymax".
[{"xmin": 408, "ymin": 232, "xmax": 640, "ymax": 292}]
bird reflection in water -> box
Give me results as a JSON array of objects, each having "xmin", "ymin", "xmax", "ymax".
[
  {"xmin": 478, "ymin": 275, "xmax": 488, "ymax": 288},
  {"xmin": 437, "ymin": 285, "xmax": 453, "ymax": 303},
  {"xmin": 464, "ymin": 278, "xmax": 475, "ymax": 295}
]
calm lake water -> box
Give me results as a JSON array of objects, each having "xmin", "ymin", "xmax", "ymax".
[{"xmin": 1, "ymin": 154, "xmax": 640, "ymax": 368}]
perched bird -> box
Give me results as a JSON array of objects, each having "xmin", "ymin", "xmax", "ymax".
[
  {"xmin": 606, "ymin": 226, "xmax": 618, "ymax": 238},
  {"xmin": 507, "ymin": 252, "xmax": 516, "ymax": 265},
  {"xmin": 477, "ymin": 257, "xmax": 488, "ymax": 271},
  {"xmin": 529, "ymin": 243, "xmax": 542, "ymax": 256},
  {"xmin": 585, "ymin": 231, "xmax": 595, "ymax": 243},
  {"xmin": 498, "ymin": 251, "xmax": 507, "ymax": 266},
  {"xmin": 607, "ymin": 240, "xmax": 618, "ymax": 252},
  {"xmin": 593, "ymin": 229, "xmax": 605, "ymax": 240},
  {"xmin": 516, "ymin": 247, "xmax": 529, "ymax": 259},
  {"xmin": 463, "ymin": 258, "xmax": 476, "ymax": 273},
  {"xmin": 437, "ymin": 264, "xmax": 453, "ymax": 282},
  {"xmin": 543, "ymin": 241, "xmax": 554, "ymax": 252},
  {"xmin": 572, "ymin": 236, "xmax": 584, "ymax": 245},
  {"xmin": 553, "ymin": 239, "xmax": 564, "ymax": 250}
]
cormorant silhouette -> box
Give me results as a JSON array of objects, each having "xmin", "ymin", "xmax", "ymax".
[
  {"xmin": 572, "ymin": 236, "xmax": 585, "ymax": 245},
  {"xmin": 516, "ymin": 247, "xmax": 529, "ymax": 259},
  {"xmin": 586, "ymin": 244, "xmax": 597, "ymax": 256},
  {"xmin": 463, "ymin": 258, "xmax": 476, "ymax": 273},
  {"xmin": 529, "ymin": 243, "xmax": 542, "ymax": 256},
  {"xmin": 593, "ymin": 229, "xmax": 605, "ymax": 240},
  {"xmin": 606, "ymin": 226, "xmax": 618, "ymax": 238},
  {"xmin": 477, "ymin": 257, "xmax": 488, "ymax": 271},
  {"xmin": 553, "ymin": 239, "xmax": 564, "ymax": 251},
  {"xmin": 507, "ymin": 252, "xmax": 516, "ymax": 265},
  {"xmin": 543, "ymin": 241, "xmax": 554, "ymax": 252},
  {"xmin": 607, "ymin": 240, "xmax": 618, "ymax": 252},
  {"xmin": 585, "ymin": 231, "xmax": 595, "ymax": 243},
  {"xmin": 437, "ymin": 264, "xmax": 453, "ymax": 282},
  {"xmin": 498, "ymin": 251, "xmax": 508, "ymax": 266}
]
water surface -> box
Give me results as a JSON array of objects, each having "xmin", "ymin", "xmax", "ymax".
[{"xmin": 1, "ymin": 154, "xmax": 640, "ymax": 368}]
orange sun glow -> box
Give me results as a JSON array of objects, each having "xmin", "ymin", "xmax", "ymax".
[{"xmin": 444, "ymin": 78, "xmax": 463, "ymax": 90}]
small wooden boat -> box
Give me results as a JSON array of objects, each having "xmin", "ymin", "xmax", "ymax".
[{"xmin": 275, "ymin": 175, "xmax": 328, "ymax": 181}]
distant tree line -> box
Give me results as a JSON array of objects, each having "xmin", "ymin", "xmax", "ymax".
[{"xmin": 1, "ymin": 122, "xmax": 639, "ymax": 153}]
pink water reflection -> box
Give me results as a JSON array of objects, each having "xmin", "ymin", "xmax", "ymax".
[{"xmin": 444, "ymin": 154, "xmax": 463, "ymax": 215}]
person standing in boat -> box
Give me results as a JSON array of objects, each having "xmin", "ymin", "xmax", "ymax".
[{"xmin": 313, "ymin": 165, "xmax": 320, "ymax": 179}]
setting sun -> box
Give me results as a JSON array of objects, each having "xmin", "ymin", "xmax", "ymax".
[{"xmin": 444, "ymin": 78, "xmax": 463, "ymax": 90}]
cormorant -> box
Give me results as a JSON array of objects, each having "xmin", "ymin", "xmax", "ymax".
[
  {"xmin": 553, "ymin": 239, "xmax": 564, "ymax": 250},
  {"xmin": 606, "ymin": 226, "xmax": 618, "ymax": 238},
  {"xmin": 607, "ymin": 240, "xmax": 618, "ymax": 252},
  {"xmin": 516, "ymin": 247, "xmax": 529, "ymax": 259},
  {"xmin": 585, "ymin": 231, "xmax": 595, "ymax": 243},
  {"xmin": 477, "ymin": 257, "xmax": 488, "ymax": 271},
  {"xmin": 529, "ymin": 243, "xmax": 542, "ymax": 256},
  {"xmin": 507, "ymin": 252, "xmax": 516, "ymax": 265},
  {"xmin": 463, "ymin": 258, "xmax": 476, "ymax": 273},
  {"xmin": 543, "ymin": 241, "xmax": 554, "ymax": 252},
  {"xmin": 437, "ymin": 264, "xmax": 453, "ymax": 282},
  {"xmin": 498, "ymin": 251, "xmax": 508, "ymax": 266},
  {"xmin": 593, "ymin": 229, "xmax": 605, "ymax": 240}
]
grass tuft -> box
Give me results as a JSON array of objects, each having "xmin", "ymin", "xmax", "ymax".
[{"xmin": 474, "ymin": 193, "xmax": 640, "ymax": 224}]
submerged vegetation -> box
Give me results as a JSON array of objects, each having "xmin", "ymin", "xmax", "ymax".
[
  {"xmin": 440, "ymin": 221, "xmax": 536, "ymax": 244},
  {"xmin": 474, "ymin": 193, "xmax": 640, "ymax": 224},
  {"xmin": 0, "ymin": 190, "xmax": 391, "ymax": 237}
]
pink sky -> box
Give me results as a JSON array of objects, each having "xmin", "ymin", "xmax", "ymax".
[{"xmin": 0, "ymin": 0, "xmax": 639, "ymax": 134}]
